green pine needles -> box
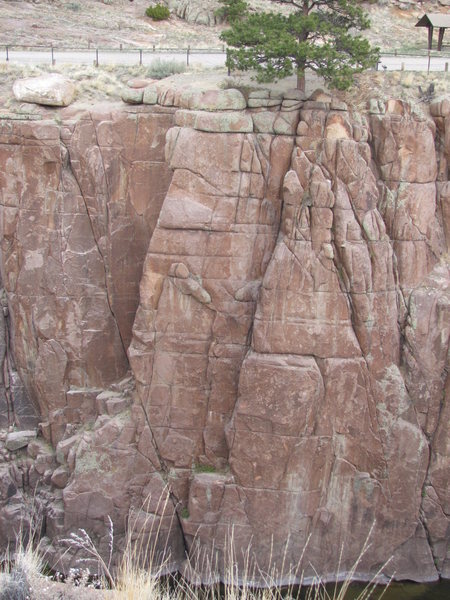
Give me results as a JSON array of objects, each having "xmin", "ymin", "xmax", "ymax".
[
  {"xmin": 216, "ymin": 0, "xmax": 250, "ymax": 23},
  {"xmin": 220, "ymin": 0, "xmax": 380, "ymax": 90},
  {"xmin": 145, "ymin": 4, "xmax": 170, "ymax": 21}
]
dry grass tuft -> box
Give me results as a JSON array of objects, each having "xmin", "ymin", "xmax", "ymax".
[{"xmin": 0, "ymin": 498, "xmax": 392, "ymax": 600}]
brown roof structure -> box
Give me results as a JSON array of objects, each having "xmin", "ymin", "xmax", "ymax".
[{"xmin": 416, "ymin": 13, "xmax": 450, "ymax": 51}]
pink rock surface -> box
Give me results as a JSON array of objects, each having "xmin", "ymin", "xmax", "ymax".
[
  {"xmin": 0, "ymin": 108, "xmax": 174, "ymax": 443},
  {"xmin": 0, "ymin": 93, "xmax": 448, "ymax": 584}
]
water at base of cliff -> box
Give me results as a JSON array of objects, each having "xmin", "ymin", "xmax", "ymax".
[{"xmin": 316, "ymin": 580, "xmax": 450, "ymax": 600}]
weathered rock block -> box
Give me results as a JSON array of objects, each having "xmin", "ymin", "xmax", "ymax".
[{"xmin": 13, "ymin": 74, "xmax": 76, "ymax": 107}]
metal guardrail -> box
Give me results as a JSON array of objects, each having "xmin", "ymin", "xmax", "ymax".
[
  {"xmin": 0, "ymin": 44, "xmax": 227, "ymax": 67},
  {"xmin": 1, "ymin": 44, "xmax": 448, "ymax": 55},
  {"xmin": 1, "ymin": 44, "xmax": 449, "ymax": 71},
  {"xmin": 380, "ymin": 48, "xmax": 450, "ymax": 57},
  {"xmin": 0, "ymin": 44, "xmax": 227, "ymax": 52}
]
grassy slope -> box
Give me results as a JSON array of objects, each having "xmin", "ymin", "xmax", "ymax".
[{"xmin": 0, "ymin": 1, "xmax": 446, "ymax": 51}]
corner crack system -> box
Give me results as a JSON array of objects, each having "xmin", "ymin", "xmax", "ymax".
[
  {"xmin": 60, "ymin": 137, "xmax": 129, "ymax": 362},
  {"xmin": 138, "ymin": 393, "xmax": 190, "ymax": 559}
]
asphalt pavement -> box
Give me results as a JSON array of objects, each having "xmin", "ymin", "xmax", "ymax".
[
  {"xmin": 1, "ymin": 47, "xmax": 449, "ymax": 73},
  {"xmin": 0, "ymin": 47, "xmax": 225, "ymax": 68}
]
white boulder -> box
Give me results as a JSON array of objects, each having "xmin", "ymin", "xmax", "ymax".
[{"xmin": 13, "ymin": 74, "xmax": 76, "ymax": 107}]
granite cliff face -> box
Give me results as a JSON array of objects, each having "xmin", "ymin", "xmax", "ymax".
[{"xmin": 0, "ymin": 86, "xmax": 448, "ymax": 584}]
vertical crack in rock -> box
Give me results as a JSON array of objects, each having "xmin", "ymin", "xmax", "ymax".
[
  {"xmin": 0, "ymin": 285, "xmax": 13, "ymax": 426},
  {"xmin": 368, "ymin": 99, "xmax": 448, "ymax": 578},
  {"xmin": 127, "ymin": 120, "xmax": 293, "ymax": 578},
  {"xmin": 0, "ymin": 284, "xmax": 38, "ymax": 428},
  {"xmin": 141, "ymin": 284, "xmax": 190, "ymax": 553},
  {"xmin": 85, "ymin": 118, "xmax": 129, "ymax": 359},
  {"xmin": 138, "ymin": 390, "xmax": 190, "ymax": 559},
  {"xmin": 62, "ymin": 141, "xmax": 129, "ymax": 376},
  {"xmin": 130, "ymin": 259, "xmax": 191, "ymax": 559},
  {"xmin": 419, "ymin": 439, "xmax": 441, "ymax": 573}
]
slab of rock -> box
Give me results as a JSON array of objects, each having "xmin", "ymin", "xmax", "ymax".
[
  {"xmin": 105, "ymin": 397, "xmax": 129, "ymax": 417},
  {"xmin": 51, "ymin": 466, "xmax": 69, "ymax": 489},
  {"xmin": 182, "ymin": 89, "xmax": 247, "ymax": 111},
  {"xmin": 13, "ymin": 74, "xmax": 76, "ymax": 107},
  {"xmin": 430, "ymin": 97, "xmax": 450, "ymax": 118},
  {"xmin": 175, "ymin": 109, "xmax": 253, "ymax": 133},
  {"xmin": 252, "ymin": 111, "xmax": 277, "ymax": 133},
  {"xmin": 143, "ymin": 86, "xmax": 158, "ymax": 105},
  {"xmin": 248, "ymin": 97, "xmax": 282, "ymax": 109},
  {"xmin": 121, "ymin": 87, "xmax": 144, "ymax": 104},
  {"xmin": 127, "ymin": 78, "xmax": 155, "ymax": 89},
  {"xmin": 5, "ymin": 430, "xmax": 36, "ymax": 451}
]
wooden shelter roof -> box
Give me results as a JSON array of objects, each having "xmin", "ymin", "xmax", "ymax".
[{"xmin": 416, "ymin": 13, "xmax": 450, "ymax": 29}]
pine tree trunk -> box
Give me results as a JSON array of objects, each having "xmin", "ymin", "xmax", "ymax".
[{"xmin": 297, "ymin": 71, "xmax": 305, "ymax": 91}]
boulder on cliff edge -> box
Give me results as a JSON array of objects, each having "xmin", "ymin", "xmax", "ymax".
[{"xmin": 13, "ymin": 74, "xmax": 76, "ymax": 107}]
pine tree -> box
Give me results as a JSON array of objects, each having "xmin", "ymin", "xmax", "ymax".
[{"xmin": 220, "ymin": 0, "xmax": 380, "ymax": 91}]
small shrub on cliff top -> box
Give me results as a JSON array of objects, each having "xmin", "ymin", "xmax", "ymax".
[
  {"xmin": 147, "ymin": 58, "xmax": 186, "ymax": 80},
  {"xmin": 145, "ymin": 4, "xmax": 170, "ymax": 21}
]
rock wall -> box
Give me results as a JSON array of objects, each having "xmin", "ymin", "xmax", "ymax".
[{"xmin": 0, "ymin": 87, "xmax": 448, "ymax": 584}]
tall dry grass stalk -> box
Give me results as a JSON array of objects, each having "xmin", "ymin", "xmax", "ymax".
[
  {"xmin": 175, "ymin": 522, "xmax": 391, "ymax": 600},
  {"xmin": 1, "ymin": 488, "xmax": 393, "ymax": 600},
  {"xmin": 0, "ymin": 505, "xmax": 45, "ymax": 600},
  {"xmin": 111, "ymin": 490, "xmax": 178, "ymax": 599}
]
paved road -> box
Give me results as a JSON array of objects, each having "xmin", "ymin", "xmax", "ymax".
[
  {"xmin": 1, "ymin": 48, "xmax": 449, "ymax": 72},
  {"xmin": 378, "ymin": 55, "xmax": 450, "ymax": 72},
  {"xmin": 1, "ymin": 48, "xmax": 226, "ymax": 68}
]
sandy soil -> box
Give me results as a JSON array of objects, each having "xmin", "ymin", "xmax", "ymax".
[
  {"xmin": 0, "ymin": 0, "xmax": 224, "ymax": 49},
  {"xmin": 0, "ymin": 0, "xmax": 446, "ymax": 52}
]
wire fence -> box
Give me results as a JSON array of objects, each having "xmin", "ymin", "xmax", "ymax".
[
  {"xmin": 1, "ymin": 44, "xmax": 449, "ymax": 72},
  {"xmin": 380, "ymin": 47, "xmax": 450, "ymax": 57},
  {"xmin": 0, "ymin": 44, "xmax": 228, "ymax": 67},
  {"xmin": 0, "ymin": 43, "xmax": 228, "ymax": 53}
]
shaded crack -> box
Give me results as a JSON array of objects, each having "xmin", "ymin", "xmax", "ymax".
[
  {"xmin": 61, "ymin": 135, "xmax": 128, "ymax": 362},
  {"xmin": 331, "ymin": 228, "xmax": 391, "ymax": 497},
  {"xmin": 135, "ymin": 282, "xmax": 190, "ymax": 558},
  {"xmin": 418, "ymin": 382, "xmax": 447, "ymax": 577},
  {"xmin": 139, "ymin": 389, "xmax": 190, "ymax": 559},
  {"xmin": 1, "ymin": 295, "xmax": 17, "ymax": 427}
]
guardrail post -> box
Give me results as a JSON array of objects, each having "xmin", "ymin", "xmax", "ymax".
[
  {"xmin": 51, "ymin": 46, "xmax": 55, "ymax": 66},
  {"xmin": 139, "ymin": 49, "xmax": 143, "ymax": 66},
  {"xmin": 445, "ymin": 62, "xmax": 448, "ymax": 72},
  {"xmin": 187, "ymin": 45, "xmax": 190, "ymax": 66},
  {"xmin": 5, "ymin": 45, "xmax": 8, "ymax": 62},
  {"xmin": 153, "ymin": 44, "xmax": 155, "ymax": 52},
  {"xmin": 95, "ymin": 48, "xmax": 99, "ymax": 67}
]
